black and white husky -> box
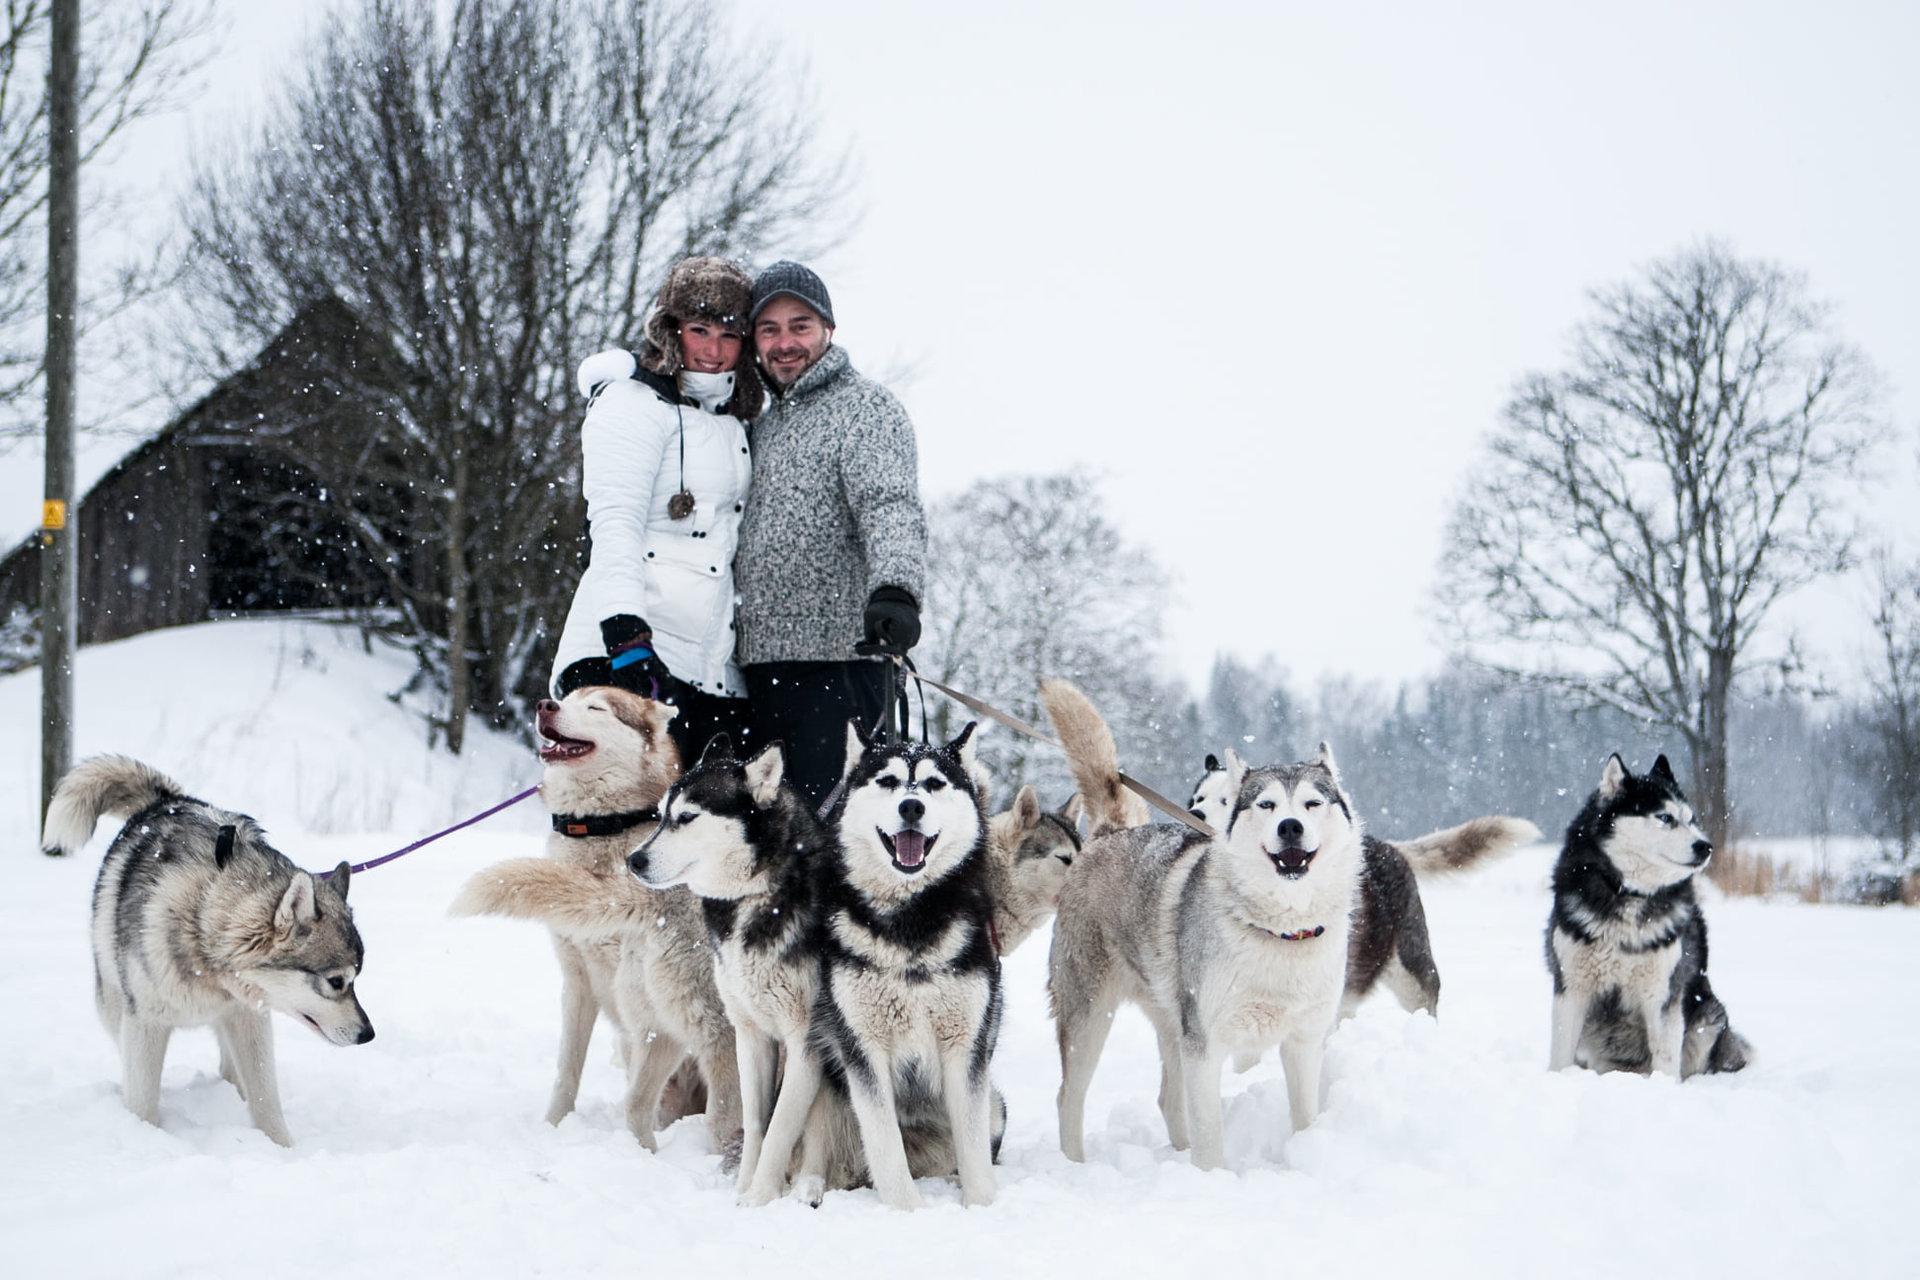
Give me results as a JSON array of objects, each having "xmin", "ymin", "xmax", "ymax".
[
  {"xmin": 628, "ymin": 736, "xmax": 829, "ymax": 1205},
  {"xmin": 808, "ymin": 720, "xmax": 1004, "ymax": 1210},
  {"xmin": 1547, "ymin": 753, "xmax": 1752, "ymax": 1078}
]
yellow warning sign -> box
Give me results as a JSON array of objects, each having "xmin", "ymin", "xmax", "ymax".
[{"xmin": 42, "ymin": 499, "xmax": 67, "ymax": 530}]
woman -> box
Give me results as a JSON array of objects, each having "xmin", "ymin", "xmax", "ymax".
[{"xmin": 550, "ymin": 257, "xmax": 763, "ymax": 763}]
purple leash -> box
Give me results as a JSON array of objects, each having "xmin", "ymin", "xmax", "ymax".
[{"xmin": 319, "ymin": 785, "xmax": 542, "ymax": 879}]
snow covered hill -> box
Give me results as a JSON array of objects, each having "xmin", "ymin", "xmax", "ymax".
[
  {"xmin": 1, "ymin": 620, "xmax": 1915, "ymax": 1277},
  {"xmin": 0, "ymin": 618, "xmax": 540, "ymax": 841}
]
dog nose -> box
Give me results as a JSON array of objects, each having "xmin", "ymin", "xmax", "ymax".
[
  {"xmin": 1276, "ymin": 818, "xmax": 1304, "ymax": 842},
  {"xmin": 898, "ymin": 797, "xmax": 925, "ymax": 824},
  {"xmin": 536, "ymin": 698, "xmax": 559, "ymax": 715},
  {"xmin": 628, "ymin": 850, "xmax": 649, "ymax": 879},
  {"xmin": 355, "ymin": 1024, "xmax": 375, "ymax": 1045},
  {"xmin": 1692, "ymin": 839, "xmax": 1713, "ymax": 862}
]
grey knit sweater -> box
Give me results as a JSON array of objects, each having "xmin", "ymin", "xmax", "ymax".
[{"xmin": 734, "ymin": 345, "xmax": 927, "ymax": 664}]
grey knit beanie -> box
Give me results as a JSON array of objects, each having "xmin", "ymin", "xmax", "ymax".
[{"xmin": 750, "ymin": 261, "xmax": 835, "ymax": 328}]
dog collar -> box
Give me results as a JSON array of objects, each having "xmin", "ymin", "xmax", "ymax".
[
  {"xmin": 1249, "ymin": 920, "xmax": 1326, "ymax": 942},
  {"xmin": 552, "ymin": 808, "xmax": 660, "ymax": 839}
]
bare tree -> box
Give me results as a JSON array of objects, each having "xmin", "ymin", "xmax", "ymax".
[
  {"xmin": 176, "ymin": 0, "xmax": 846, "ymax": 751},
  {"xmin": 919, "ymin": 472, "xmax": 1176, "ymax": 797},
  {"xmin": 0, "ymin": 0, "xmax": 211, "ymax": 436},
  {"xmin": 1439, "ymin": 243, "xmax": 1883, "ymax": 846},
  {"xmin": 1864, "ymin": 552, "xmax": 1920, "ymax": 865}
]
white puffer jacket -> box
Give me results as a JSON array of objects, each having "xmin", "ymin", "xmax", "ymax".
[{"xmin": 550, "ymin": 355, "xmax": 753, "ymax": 698}]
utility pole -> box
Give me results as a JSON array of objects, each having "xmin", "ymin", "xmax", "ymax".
[{"xmin": 40, "ymin": 0, "xmax": 79, "ymax": 842}]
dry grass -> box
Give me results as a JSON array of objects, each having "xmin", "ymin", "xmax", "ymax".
[{"xmin": 1710, "ymin": 842, "xmax": 1918, "ymax": 905}]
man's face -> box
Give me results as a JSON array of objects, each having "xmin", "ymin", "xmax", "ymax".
[{"xmin": 754, "ymin": 297, "xmax": 831, "ymax": 388}]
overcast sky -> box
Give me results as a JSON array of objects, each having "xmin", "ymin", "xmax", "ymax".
[{"xmin": 29, "ymin": 0, "xmax": 1920, "ymax": 691}]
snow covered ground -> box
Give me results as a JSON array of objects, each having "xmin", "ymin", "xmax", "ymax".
[{"xmin": 3, "ymin": 621, "xmax": 1916, "ymax": 1277}]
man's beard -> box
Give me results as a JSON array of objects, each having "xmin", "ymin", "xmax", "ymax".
[{"xmin": 766, "ymin": 347, "xmax": 813, "ymax": 386}]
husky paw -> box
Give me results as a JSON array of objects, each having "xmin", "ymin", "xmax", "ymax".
[
  {"xmin": 791, "ymin": 1174, "xmax": 826, "ymax": 1208},
  {"xmin": 737, "ymin": 1182, "xmax": 781, "ymax": 1209},
  {"xmin": 962, "ymin": 1183, "xmax": 997, "ymax": 1209}
]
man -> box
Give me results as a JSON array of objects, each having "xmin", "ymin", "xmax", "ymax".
[{"xmin": 734, "ymin": 261, "xmax": 927, "ymax": 806}]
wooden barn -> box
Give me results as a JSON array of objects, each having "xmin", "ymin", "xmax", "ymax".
[{"xmin": 0, "ymin": 298, "xmax": 419, "ymax": 653}]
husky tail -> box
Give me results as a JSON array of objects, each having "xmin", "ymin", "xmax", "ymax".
[
  {"xmin": 42, "ymin": 755, "xmax": 184, "ymax": 857},
  {"xmin": 1393, "ymin": 815, "xmax": 1541, "ymax": 875},
  {"xmin": 449, "ymin": 858, "xmax": 655, "ymax": 937},
  {"xmin": 1040, "ymin": 679, "xmax": 1149, "ymax": 837}
]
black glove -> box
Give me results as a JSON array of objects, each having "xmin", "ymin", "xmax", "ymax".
[
  {"xmin": 862, "ymin": 586, "xmax": 921, "ymax": 655},
  {"xmin": 600, "ymin": 613, "xmax": 671, "ymax": 694}
]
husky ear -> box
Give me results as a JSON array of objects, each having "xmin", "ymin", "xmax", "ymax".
[
  {"xmin": 1312, "ymin": 741, "xmax": 1342, "ymax": 786},
  {"xmin": 841, "ymin": 720, "xmax": 867, "ymax": 780},
  {"xmin": 1062, "ymin": 793, "xmax": 1085, "ymax": 825},
  {"xmin": 695, "ymin": 733, "xmax": 734, "ymax": 770},
  {"xmin": 275, "ymin": 872, "xmax": 319, "ymax": 934},
  {"xmin": 1012, "ymin": 784, "xmax": 1042, "ymax": 830},
  {"xmin": 1599, "ymin": 753, "xmax": 1629, "ymax": 798},
  {"xmin": 1650, "ymin": 753, "xmax": 1677, "ymax": 786},
  {"xmin": 330, "ymin": 861, "xmax": 352, "ymax": 901},
  {"xmin": 1224, "ymin": 748, "xmax": 1249, "ymax": 794},
  {"xmin": 1204, "ymin": 753, "xmax": 1220, "ymax": 773},
  {"xmin": 947, "ymin": 721, "xmax": 980, "ymax": 779},
  {"xmin": 743, "ymin": 743, "xmax": 786, "ymax": 807},
  {"xmin": 213, "ymin": 824, "xmax": 237, "ymax": 870}
]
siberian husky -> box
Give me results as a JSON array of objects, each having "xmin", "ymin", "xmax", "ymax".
[
  {"xmin": 805, "ymin": 720, "xmax": 1003, "ymax": 1209},
  {"xmin": 985, "ymin": 786, "xmax": 1083, "ymax": 956},
  {"xmin": 44, "ymin": 756, "xmax": 374, "ymax": 1146},
  {"xmin": 1547, "ymin": 753, "xmax": 1752, "ymax": 1077},
  {"xmin": 449, "ymin": 687, "xmax": 740, "ymax": 1149},
  {"xmin": 628, "ymin": 735, "xmax": 830, "ymax": 1204},
  {"xmin": 1189, "ymin": 751, "xmax": 1539, "ymax": 1023},
  {"xmin": 1045, "ymin": 681, "xmax": 1535, "ymax": 1169}
]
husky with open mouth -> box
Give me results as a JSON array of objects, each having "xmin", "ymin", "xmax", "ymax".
[
  {"xmin": 450, "ymin": 686, "xmax": 740, "ymax": 1150},
  {"xmin": 1044, "ymin": 679, "xmax": 1537, "ymax": 1170},
  {"xmin": 1547, "ymin": 753, "xmax": 1752, "ymax": 1078},
  {"xmin": 802, "ymin": 719, "xmax": 1003, "ymax": 1210},
  {"xmin": 43, "ymin": 756, "xmax": 374, "ymax": 1147}
]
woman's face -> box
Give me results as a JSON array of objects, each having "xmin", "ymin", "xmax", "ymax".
[{"xmin": 679, "ymin": 319, "xmax": 743, "ymax": 375}]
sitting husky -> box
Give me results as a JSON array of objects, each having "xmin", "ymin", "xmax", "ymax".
[
  {"xmin": 984, "ymin": 786, "xmax": 1083, "ymax": 955},
  {"xmin": 628, "ymin": 737, "xmax": 829, "ymax": 1205},
  {"xmin": 1045, "ymin": 681, "xmax": 1536, "ymax": 1170},
  {"xmin": 43, "ymin": 756, "xmax": 374, "ymax": 1146},
  {"xmin": 806, "ymin": 720, "xmax": 1003, "ymax": 1210},
  {"xmin": 450, "ymin": 688, "xmax": 740, "ymax": 1150},
  {"xmin": 1547, "ymin": 753, "xmax": 1752, "ymax": 1078}
]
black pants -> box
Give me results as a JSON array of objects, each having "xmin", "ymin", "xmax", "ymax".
[
  {"xmin": 744, "ymin": 660, "xmax": 897, "ymax": 809},
  {"xmin": 555, "ymin": 659, "xmax": 751, "ymax": 768}
]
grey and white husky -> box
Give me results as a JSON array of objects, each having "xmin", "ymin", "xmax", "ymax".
[
  {"xmin": 1189, "ymin": 750, "xmax": 1538, "ymax": 1023},
  {"xmin": 1547, "ymin": 753, "xmax": 1752, "ymax": 1078},
  {"xmin": 806, "ymin": 720, "xmax": 1004, "ymax": 1210},
  {"xmin": 985, "ymin": 785, "xmax": 1083, "ymax": 956},
  {"xmin": 43, "ymin": 756, "xmax": 374, "ymax": 1146},
  {"xmin": 1044, "ymin": 681, "xmax": 1536, "ymax": 1170}
]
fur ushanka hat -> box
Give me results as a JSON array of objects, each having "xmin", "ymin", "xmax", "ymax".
[{"xmin": 638, "ymin": 256, "xmax": 764, "ymax": 420}]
